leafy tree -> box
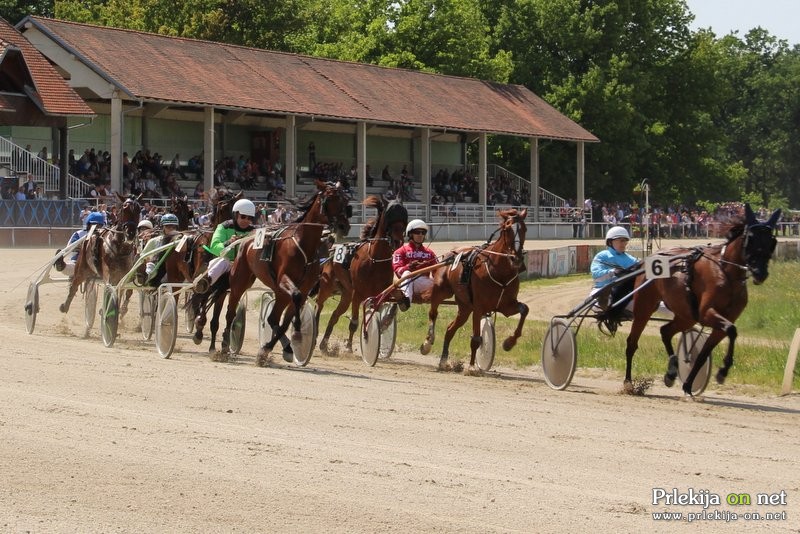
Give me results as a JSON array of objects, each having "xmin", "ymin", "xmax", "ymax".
[{"xmin": 0, "ymin": 0, "xmax": 53, "ymax": 24}]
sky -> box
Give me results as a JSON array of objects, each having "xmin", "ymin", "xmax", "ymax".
[{"xmin": 685, "ymin": 0, "xmax": 800, "ymax": 45}]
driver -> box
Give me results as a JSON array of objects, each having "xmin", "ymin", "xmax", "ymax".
[
  {"xmin": 193, "ymin": 198, "xmax": 256, "ymax": 294},
  {"xmin": 138, "ymin": 213, "xmax": 181, "ymax": 287},
  {"xmin": 392, "ymin": 219, "xmax": 437, "ymax": 311},
  {"xmin": 590, "ymin": 225, "xmax": 639, "ymax": 323},
  {"xmin": 54, "ymin": 211, "xmax": 106, "ymax": 277}
]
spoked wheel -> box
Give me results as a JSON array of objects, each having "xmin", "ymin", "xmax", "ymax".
[
  {"xmin": 100, "ymin": 285, "xmax": 119, "ymax": 348},
  {"xmin": 541, "ymin": 318, "xmax": 577, "ymax": 390},
  {"xmin": 24, "ymin": 282, "xmax": 39, "ymax": 334},
  {"xmin": 228, "ymin": 295, "xmax": 248, "ymax": 356},
  {"xmin": 84, "ymin": 279, "xmax": 97, "ymax": 330},
  {"xmin": 290, "ymin": 300, "xmax": 317, "ymax": 367},
  {"xmin": 360, "ymin": 299, "xmax": 381, "ymax": 367},
  {"xmin": 258, "ymin": 292, "xmax": 276, "ymax": 349},
  {"xmin": 140, "ymin": 290, "xmax": 157, "ymax": 341},
  {"xmin": 377, "ymin": 303, "xmax": 397, "ymax": 360},
  {"xmin": 677, "ymin": 328, "xmax": 712, "ymax": 396},
  {"xmin": 183, "ymin": 291, "xmax": 196, "ymax": 334},
  {"xmin": 476, "ymin": 315, "xmax": 496, "ymax": 371},
  {"xmin": 155, "ymin": 293, "xmax": 178, "ymax": 359}
]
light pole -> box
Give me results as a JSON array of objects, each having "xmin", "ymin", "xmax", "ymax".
[{"xmin": 639, "ymin": 179, "xmax": 651, "ymax": 255}]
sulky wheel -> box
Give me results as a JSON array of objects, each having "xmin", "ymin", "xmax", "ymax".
[
  {"xmin": 290, "ymin": 300, "xmax": 317, "ymax": 367},
  {"xmin": 677, "ymin": 328, "xmax": 712, "ymax": 396},
  {"xmin": 24, "ymin": 282, "xmax": 39, "ymax": 334},
  {"xmin": 155, "ymin": 293, "xmax": 178, "ymax": 359},
  {"xmin": 377, "ymin": 303, "xmax": 397, "ymax": 360},
  {"xmin": 140, "ymin": 290, "xmax": 156, "ymax": 341},
  {"xmin": 100, "ymin": 285, "xmax": 119, "ymax": 348},
  {"xmin": 360, "ymin": 299, "xmax": 381, "ymax": 367},
  {"xmin": 84, "ymin": 279, "xmax": 97, "ymax": 331},
  {"xmin": 228, "ymin": 296, "xmax": 248, "ymax": 356},
  {"xmin": 541, "ymin": 318, "xmax": 577, "ymax": 390},
  {"xmin": 476, "ymin": 315, "xmax": 496, "ymax": 371}
]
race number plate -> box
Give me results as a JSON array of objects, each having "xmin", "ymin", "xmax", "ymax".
[
  {"xmin": 644, "ymin": 255, "xmax": 670, "ymax": 279},
  {"xmin": 253, "ymin": 228, "xmax": 266, "ymax": 250},
  {"xmin": 332, "ymin": 244, "xmax": 347, "ymax": 264}
]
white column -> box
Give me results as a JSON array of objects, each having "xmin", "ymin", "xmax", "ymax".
[
  {"xmin": 285, "ymin": 115, "xmax": 297, "ymax": 197},
  {"xmin": 204, "ymin": 107, "xmax": 215, "ymax": 194},
  {"xmin": 530, "ymin": 137, "xmax": 539, "ymax": 222},
  {"xmin": 356, "ymin": 121, "xmax": 367, "ymax": 201},
  {"xmin": 110, "ymin": 93, "xmax": 123, "ymax": 193},
  {"xmin": 478, "ymin": 132, "xmax": 487, "ymax": 211},
  {"xmin": 577, "ymin": 141, "xmax": 585, "ymax": 210},
  {"xmin": 420, "ymin": 128, "xmax": 431, "ymax": 219}
]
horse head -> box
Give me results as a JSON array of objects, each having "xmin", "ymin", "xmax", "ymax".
[
  {"xmin": 170, "ymin": 195, "xmax": 193, "ymax": 231},
  {"xmin": 384, "ymin": 199, "xmax": 409, "ymax": 248},
  {"xmin": 497, "ymin": 208, "xmax": 528, "ymax": 258},
  {"xmin": 317, "ymin": 180, "xmax": 352, "ymax": 239},
  {"xmin": 742, "ymin": 204, "xmax": 781, "ymax": 285},
  {"xmin": 117, "ymin": 193, "xmax": 142, "ymax": 240},
  {"xmin": 213, "ymin": 190, "xmax": 242, "ymax": 226}
]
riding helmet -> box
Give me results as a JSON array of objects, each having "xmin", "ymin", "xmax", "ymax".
[
  {"xmin": 405, "ymin": 219, "xmax": 429, "ymax": 237},
  {"xmin": 85, "ymin": 211, "xmax": 106, "ymax": 228},
  {"xmin": 232, "ymin": 198, "xmax": 256, "ymax": 217},
  {"xmin": 605, "ymin": 226, "xmax": 630, "ymax": 245},
  {"xmin": 137, "ymin": 219, "xmax": 154, "ymax": 230},
  {"xmin": 160, "ymin": 213, "xmax": 179, "ymax": 226}
]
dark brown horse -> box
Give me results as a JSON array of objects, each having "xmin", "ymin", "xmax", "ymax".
[
  {"xmin": 220, "ymin": 180, "xmax": 351, "ymax": 363},
  {"xmin": 188, "ymin": 193, "xmax": 237, "ymax": 351},
  {"xmin": 624, "ymin": 204, "xmax": 781, "ymax": 397},
  {"xmin": 315, "ymin": 196, "xmax": 408, "ymax": 353},
  {"xmin": 59, "ymin": 193, "xmax": 141, "ymax": 315},
  {"xmin": 423, "ymin": 208, "xmax": 529, "ymax": 374}
]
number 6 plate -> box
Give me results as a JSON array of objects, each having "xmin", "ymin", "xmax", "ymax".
[{"xmin": 644, "ymin": 255, "xmax": 670, "ymax": 279}]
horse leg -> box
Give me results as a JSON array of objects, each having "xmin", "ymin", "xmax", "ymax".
[
  {"xmin": 320, "ymin": 290, "xmax": 351, "ymax": 354},
  {"xmin": 465, "ymin": 311, "xmax": 484, "ymax": 375},
  {"xmin": 119, "ymin": 289, "xmax": 132, "ymax": 319},
  {"xmin": 345, "ymin": 294, "xmax": 361, "ymax": 353},
  {"xmin": 59, "ymin": 275, "xmax": 82, "ymax": 314},
  {"xmin": 622, "ymin": 285, "xmax": 660, "ymax": 392},
  {"xmin": 438, "ymin": 305, "xmax": 471, "ymax": 372},
  {"xmin": 191, "ymin": 292, "xmax": 207, "ymax": 345},
  {"xmin": 256, "ymin": 295, "xmax": 293, "ymax": 366},
  {"xmin": 208, "ymin": 292, "xmax": 226, "ymax": 352},
  {"xmin": 659, "ymin": 318, "xmax": 695, "ymax": 387},
  {"xmin": 682, "ymin": 328, "xmax": 726, "ymax": 398},
  {"xmin": 420, "ymin": 301, "xmax": 440, "ymax": 356},
  {"xmin": 499, "ymin": 301, "xmax": 529, "ymax": 351}
]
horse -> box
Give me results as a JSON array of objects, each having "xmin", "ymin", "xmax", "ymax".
[
  {"xmin": 315, "ymin": 196, "xmax": 408, "ymax": 354},
  {"xmin": 59, "ymin": 194, "xmax": 141, "ymax": 317},
  {"xmin": 422, "ymin": 208, "xmax": 529, "ymax": 374},
  {"xmin": 219, "ymin": 180, "xmax": 352, "ymax": 364},
  {"xmin": 624, "ymin": 204, "xmax": 781, "ymax": 397},
  {"xmin": 187, "ymin": 192, "xmax": 238, "ymax": 351}
]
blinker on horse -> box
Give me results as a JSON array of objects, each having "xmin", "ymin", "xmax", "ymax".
[{"xmin": 624, "ymin": 204, "xmax": 780, "ymax": 398}]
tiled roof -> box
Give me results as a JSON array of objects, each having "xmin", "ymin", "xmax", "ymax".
[
  {"xmin": 0, "ymin": 17, "xmax": 93, "ymax": 116},
  {"xmin": 24, "ymin": 17, "xmax": 597, "ymax": 142}
]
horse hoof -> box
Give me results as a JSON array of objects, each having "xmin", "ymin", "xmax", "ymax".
[
  {"xmin": 715, "ymin": 369, "xmax": 728, "ymax": 385},
  {"xmin": 622, "ymin": 381, "xmax": 634, "ymax": 394},
  {"xmin": 664, "ymin": 373, "xmax": 676, "ymax": 388},
  {"xmin": 420, "ymin": 341, "xmax": 432, "ymax": 355},
  {"xmin": 193, "ymin": 333, "xmax": 203, "ymax": 345},
  {"xmin": 282, "ymin": 350, "xmax": 294, "ymax": 363},
  {"xmin": 664, "ymin": 355, "xmax": 678, "ymax": 387},
  {"xmin": 211, "ymin": 350, "xmax": 229, "ymax": 363},
  {"xmin": 256, "ymin": 351, "xmax": 271, "ymax": 367},
  {"xmin": 502, "ymin": 338, "xmax": 515, "ymax": 351},
  {"xmin": 463, "ymin": 366, "xmax": 483, "ymax": 377},
  {"xmin": 59, "ymin": 303, "xmax": 67, "ymax": 313},
  {"xmin": 437, "ymin": 360, "xmax": 451, "ymax": 372}
]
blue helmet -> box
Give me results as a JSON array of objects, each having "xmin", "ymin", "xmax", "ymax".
[
  {"xmin": 86, "ymin": 211, "xmax": 106, "ymax": 229},
  {"xmin": 160, "ymin": 213, "xmax": 179, "ymax": 226}
]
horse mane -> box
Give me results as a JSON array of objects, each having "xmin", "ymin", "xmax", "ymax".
[{"xmin": 360, "ymin": 195, "xmax": 385, "ymax": 239}]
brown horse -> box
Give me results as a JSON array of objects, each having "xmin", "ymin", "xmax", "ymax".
[
  {"xmin": 315, "ymin": 196, "xmax": 408, "ymax": 353},
  {"xmin": 423, "ymin": 208, "xmax": 529, "ymax": 373},
  {"xmin": 59, "ymin": 193, "xmax": 141, "ymax": 315},
  {"xmin": 220, "ymin": 180, "xmax": 351, "ymax": 363},
  {"xmin": 624, "ymin": 204, "xmax": 781, "ymax": 397}
]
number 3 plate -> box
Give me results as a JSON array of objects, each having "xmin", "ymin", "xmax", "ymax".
[{"xmin": 644, "ymin": 256, "xmax": 670, "ymax": 279}]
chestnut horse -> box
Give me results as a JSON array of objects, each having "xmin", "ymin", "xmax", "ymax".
[
  {"xmin": 315, "ymin": 196, "xmax": 408, "ymax": 353},
  {"xmin": 219, "ymin": 180, "xmax": 351, "ymax": 364},
  {"xmin": 423, "ymin": 208, "xmax": 529, "ymax": 373},
  {"xmin": 624, "ymin": 204, "xmax": 781, "ymax": 397},
  {"xmin": 59, "ymin": 194, "xmax": 141, "ymax": 316}
]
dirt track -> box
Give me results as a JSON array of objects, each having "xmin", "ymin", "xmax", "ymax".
[{"xmin": 2, "ymin": 248, "xmax": 799, "ymax": 533}]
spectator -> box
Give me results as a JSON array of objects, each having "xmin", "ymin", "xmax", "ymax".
[{"xmin": 14, "ymin": 185, "xmax": 27, "ymax": 200}]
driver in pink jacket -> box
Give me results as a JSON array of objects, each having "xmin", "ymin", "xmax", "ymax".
[{"xmin": 392, "ymin": 219, "xmax": 437, "ymax": 311}]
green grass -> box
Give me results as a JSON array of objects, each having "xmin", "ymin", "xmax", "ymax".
[{"xmin": 315, "ymin": 261, "xmax": 800, "ymax": 395}]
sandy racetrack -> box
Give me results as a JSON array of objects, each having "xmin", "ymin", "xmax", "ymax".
[{"xmin": 1, "ymin": 248, "xmax": 799, "ymax": 533}]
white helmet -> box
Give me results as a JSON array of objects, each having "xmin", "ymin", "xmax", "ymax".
[
  {"xmin": 137, "ymin": 219, "xmax": 153, "ymax": 230},
  {"xmin": 605, "ymin": 226, "xmax": 630, "ymax": 243},
  {"xmin": 406, "ymin": 219, "xmax": 429, "ymax": 237},
  {"xmin": 232, "ymin": 198, "xmax": 256, "ymax": 217}
]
